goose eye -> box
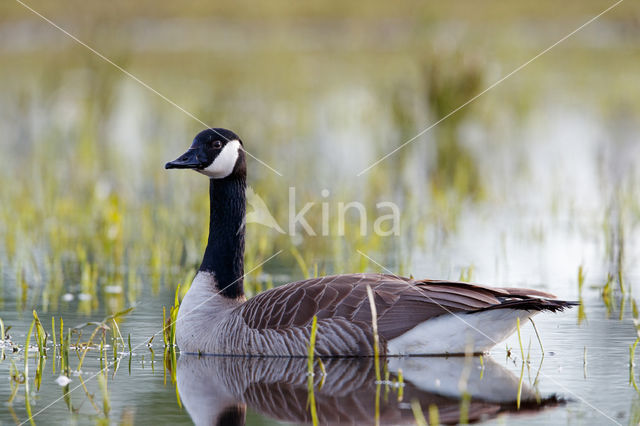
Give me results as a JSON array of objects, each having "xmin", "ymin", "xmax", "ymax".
[{"xmin": 212, "ymin": 141, "xmax": 222, "ymax": 149}]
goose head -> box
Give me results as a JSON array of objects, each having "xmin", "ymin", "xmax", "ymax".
[{"xmin": 165, "ymin": 128, "xmax": 246, "ymax": 179}]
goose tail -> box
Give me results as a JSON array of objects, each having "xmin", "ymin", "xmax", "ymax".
[{"xmin": 473, "ymin": 297, "xmax": 580, "ymax": 314}]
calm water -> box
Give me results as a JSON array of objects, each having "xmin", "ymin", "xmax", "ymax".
[
  {"xmin": 0, "ymin": 292, "xmax": 638, "ymax": 425},
  {"xmin": 1, "ymin": 1, "xmax": 640, "ymax": 425}
]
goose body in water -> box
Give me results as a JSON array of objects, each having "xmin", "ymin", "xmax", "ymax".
[{"xmin": 166, "ymin": 128, "xmax": 576, "ymax": 356}]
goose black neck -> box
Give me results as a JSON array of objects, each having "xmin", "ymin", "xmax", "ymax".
[{"xmin": 200, "ymin": 177, "xmax": 246, "ymax": 299}]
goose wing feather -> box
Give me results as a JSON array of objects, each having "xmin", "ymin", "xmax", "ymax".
[{"xmin": 239, "ymin": 273, "xmax": 561, "ymax": 341}]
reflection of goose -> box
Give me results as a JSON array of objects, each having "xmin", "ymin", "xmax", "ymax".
[
  {"xmin": 166, "ymin": 128, "xmax": 577, "ymax": 356},
  {"xmin": 177, "ymin": 354, "xmax": 560, "ymax": 425}
]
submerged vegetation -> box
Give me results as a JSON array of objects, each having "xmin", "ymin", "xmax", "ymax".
[{"xmin": 1, "ymin": 307, "xmax": 134, "ymax": 423}]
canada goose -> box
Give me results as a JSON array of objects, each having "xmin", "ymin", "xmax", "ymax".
[
  {"xmin": 177, "ymin": 354, "xmax": 560, "ymax": 425},
  {"xmin": 165, "ymin": 128, "xmax": 576, "ymax": 356}
]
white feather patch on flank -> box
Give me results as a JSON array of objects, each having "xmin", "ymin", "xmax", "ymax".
[
  {"xmin": 199, "ymin": 140, "xmax": 241, "ymax": 179},
  {"xmin": 387, "ymin": 309, "xmax": 538, "ymax": 355}
]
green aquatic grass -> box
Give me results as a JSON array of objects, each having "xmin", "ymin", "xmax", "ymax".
[
  {"xmin": 577, "ymin": 266, "xmax": 588, "ymax": 324},
  {"xmin": 74, "ymin": 307, "xmax": 133, "ymax": 372},
  {"xmin": 602, "ymin": 273, "xmax": 614, "ymax": 317},
  {"xmin": 78, "ymin": 375, "xmax": 101, "ymax": 415},
  {"xmin": 20, "ymin": 318, "xmax": 39, "ymax": 426},
  {"xmin": 24, "ymin": 319, "xmax": 35, "ymax": 374},
  {"xmin": 516, "ymin": 318, "xmax": 525, "ymax": 361},
  {"xmin": 630, "ymin": 338, "xmax": 640, "ymax": 393},
  {"xmin": 163, "ymin": 284, "xmax": 181, "ymax": 348},
  {"xmin": 517, "ymin": 360, "xmax": 525, "ymax": 411},
  {"xmin": 306, "ymin": 315, "xmax": 319, "ymax": 426},
  {"xmin": 292, "ymin": 247, "xmax": 311, "ymax": 280},
  {"xmin": 162, "ymin": 346, "xmax": 181, "ymax": 408},
  {"xmin": 529, "ymin": 318, "xmax": 545, "ymax": 389},
  {"xmin": 366, "ymin": 285, "xmax": 381, "ymax": 382},
  {"xmin": 5, "ymin": 306, "xmax": 137, "ymax": 420},
  {"xmin": 397, "ymin": 368, "xmax": 404, "ymax": 402},
  {"xmin": 515, "ymin": 317, "xmax": 526, "ymax": 409},
  {"xmin": 458, "ymin": 265, "xmax": 474, "ymax": 283},
  {"xmin": 307, "ymin": 315, "xmax": 318, "ymax": 376},
  {"xmin": 76, "ymin": 323, "xmax": 105, "ymax": 372},
  {"xmin": 51, "ymin": 316, "xmax": 57, "ymax": 374},
  {"xmin": 61, "ymin": 328, "xmax": 70, "ymax": 376},
  {"xmin": 411, "ymin": 399, "xmax": 427, "ymax": 426},
  {"xmin": 428, "ymin": 404, "xmax": 440, "ymax": 426},
  {"xmin": 374, "ymin": 379, "xmax": 381, "ymax": 426},
  {"xmin": 24, "ymin": 380, "xmax": 34, "ymax": 426},
  {"xmin": 8, "ymin": 359, "xmax": 21, "ymax": 404},
  {"xmin": 631, "ymin": 318, "xmax": 640, "ymax": 393},
  {"xmin": 97, "ymin": 371, "xmax": 110, "ymax": 418}
]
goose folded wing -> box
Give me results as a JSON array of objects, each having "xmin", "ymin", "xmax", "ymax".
[{"xmin": 238, "ymin": 273, "xmax": 529, "ymax": 341}]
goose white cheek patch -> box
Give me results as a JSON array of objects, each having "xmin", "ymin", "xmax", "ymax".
[{"xmin": 200, "ymin": 140, "xmax": 241, "ymax": 178}]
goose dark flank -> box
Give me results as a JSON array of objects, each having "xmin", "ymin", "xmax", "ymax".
[{"xmin": 165, "ymin": 128, "xmax": 577, "ymax": 356}]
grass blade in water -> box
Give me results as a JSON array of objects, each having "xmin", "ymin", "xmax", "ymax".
[{"xmin": 366, "ymin": 285, "xmax": 381, "ymax": 382}]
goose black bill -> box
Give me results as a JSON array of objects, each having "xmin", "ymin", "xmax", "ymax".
[{"xmin": 165, "ymin": 148, "xmax": 203, "ymax": 169}]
